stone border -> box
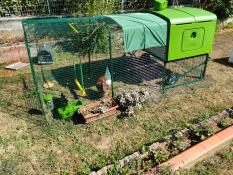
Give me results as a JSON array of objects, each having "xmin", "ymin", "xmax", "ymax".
[
  {"xmin": 89, "ymin": 107, "xmax": 233, "ymax": 175},
  {"xmin": 153, "ymin": 125, "xmax": 233, "ymax": 172}
]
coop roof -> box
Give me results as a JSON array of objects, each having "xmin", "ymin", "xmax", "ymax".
[{"xmin": 105, "ymin": 13, "xmax": 168, "ymax": 52}]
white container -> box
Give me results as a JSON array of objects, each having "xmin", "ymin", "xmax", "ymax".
[{"xmin": 229, "ymin": 50, "xmax": 233, "ymax": 64}]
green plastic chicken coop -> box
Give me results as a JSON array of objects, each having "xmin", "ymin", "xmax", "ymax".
[
  {"xmin": 148, "ymin": 7, "xmax": 217, "ymax": 62},
  {"xmin": 22, "ymin": 6, "xmax": 217, "ymax": 116}
]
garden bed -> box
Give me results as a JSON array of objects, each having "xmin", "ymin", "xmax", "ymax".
[
  {"xmin": 91, "ymin": 107, "xmax": 233, "ymax": 175},
  {"xmin": 79, "ymin": 98, "xmax": 118, "ymax": 123}
]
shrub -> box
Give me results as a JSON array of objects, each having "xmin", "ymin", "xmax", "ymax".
[
  {"xmin": 0, "ymin": 0, "xmax": 119, "ymax": 17},
  {"xmin": 201, "ymin": 0, "xmax": 233, "ymax": 20}
]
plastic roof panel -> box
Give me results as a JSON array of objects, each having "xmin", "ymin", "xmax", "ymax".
[
  {"xmin": 154, "ymin": 7, "xmax": 217, "ymax": 24},
  {"xmin": 106, "ymin": 13, "xmax": 168, "ymax": 52},
  {"xmin": 155, "ymin": 8, "xmax": 195, "ymax": 24},
  {"xmin": 176, "ymin": 7, "xmax": 217, "ymax": 22}
]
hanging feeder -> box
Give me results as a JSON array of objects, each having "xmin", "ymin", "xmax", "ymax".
[{"xmin": 37, "ymin": 44, "xmax": 54, "ymax": 64}]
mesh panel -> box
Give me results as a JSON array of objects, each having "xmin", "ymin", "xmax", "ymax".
[
  {"xmin": 162, "ymin": 55, "xmax": 208, "ymax": 89},
  {"xmin": 23, "ymin": 17, "xmax": 115, "ymax": 119},
  {"xmin": 22, "ymin": 17, "xmax": 209, "ymax": 119}
]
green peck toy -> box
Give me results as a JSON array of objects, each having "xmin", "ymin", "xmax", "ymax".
[{"xmin": 154, "ymin": 0, "xmax": 168, "ymax": 11}]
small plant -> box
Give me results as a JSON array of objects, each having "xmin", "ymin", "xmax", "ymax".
[
  {"xmin": 151, "ymin": 148, "xmax": 169, "ymax": 165},
  {"xmin": 107, "ymin": 163, "xmax": 129, "ymax": 175},
  {"xmin": 0, "ymin": 136, "xmax": 3, "ymax": 145},
  {"xmin": 220, "ymin": 147, "xmax": 233, "ymax": 160},
  {"xmin": 159, "ymin": 166, "xmax": 173, "ymax": 175},
  {"xmin": 187, "ymin": 123, "xmax": 214, "ymax": 141},
  {"xmin": 140, "ymin": 145, "xmax": 150, "ymax": 154},
  {"xmin": 218, "ymin": 119, "xmax": 231, "ymax": 129},
  {"xmin": 43, "ymin": 93, "xmax": 54, "ymax": 111},
  {"xmin": 169, "ymin": 140, "xmax": 187, "ymax": 154}
]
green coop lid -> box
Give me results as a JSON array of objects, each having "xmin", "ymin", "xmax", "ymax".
[{"xmin": 154, "ymin": 7, "xmax": 217, "ymax": 24}]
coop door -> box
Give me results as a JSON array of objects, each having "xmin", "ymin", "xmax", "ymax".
[{"xmin": 182, "ymin": 28, "xmax": 205, "ymax": 52}]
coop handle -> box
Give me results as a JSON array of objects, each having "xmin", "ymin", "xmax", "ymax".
[
  {"xmin": 75, "ymin": 79, "xmax": 87, "ymax": 96},
  {"xmin": 68, "ymin": 23, "xmax": 79, "ymax": 34}
]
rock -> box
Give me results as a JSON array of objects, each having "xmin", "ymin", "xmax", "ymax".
[
  {"xmin": 119, "ymin": 159, "xmax": 125, "ymax": 167},
  {"xmin": 122, "ymin": 156, "xmax": 130, "ymax": 164},
  {"xmin": 149, "ymin": 142, "xmax": 160, "ymax": 151},
  {"xmin": 96, "ymin": 166, "xmax": 108, "ymax": 175},
  {"xmin": 43, "ymin": 81, "xmax": 54, "ymax": 89}
]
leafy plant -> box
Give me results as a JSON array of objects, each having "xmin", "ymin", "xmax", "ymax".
[
  {"xmin": 169, "ymin": 140, "xmax": 187, "ymax": 153},
  {"xmin": 151, "ymin": 148, "xmax": 169, "ymax": 165},
  {"xmin": 58, "ymin": 100, "xmax": 84, "ymax": 120},
  {"xmin": 187, "ymin": 123, "xmax": 213, "ymax": 141},
  {"xmin": 107, "ymin": 163, "xmax": 130, "ymax": 175},
  {"xmin": 159, "ymin": 166, "xmax": 173, "ymax": 175},
  {"xmin": 43, "ymin": 93, "xmax": 53, "ymax": 103},
  {"xmin": 43, "ymin": 93, "xmax": 54, "ymax": 110},
  {"xmin": 201, "ymin": 0, "xmax": 233, "ymax": 20},
  {"xmin": 140, "ymin": 145, "xmax": 150, "ymax": 154},
  {"xmin": 218, "ymin": 119, "xmax": 231, "ymax": 129}
]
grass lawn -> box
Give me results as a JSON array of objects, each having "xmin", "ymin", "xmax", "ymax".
[{"xmin": 0, "ymin": 27, "xmax": 233, "ymax": 175}]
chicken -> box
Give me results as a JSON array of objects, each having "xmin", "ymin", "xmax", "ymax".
[{"xmin": 96, "ymin": 75, "xmax": 111, "ymax": 96}]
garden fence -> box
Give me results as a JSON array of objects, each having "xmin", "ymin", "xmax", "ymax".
[{"xmin": 0, "ymin": 0, "xmax": 200, "ymax": 17}]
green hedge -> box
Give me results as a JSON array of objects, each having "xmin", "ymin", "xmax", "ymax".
[
  {"xmin": 1, "ymin": 0, "xmax": 233, "ymax": 19},
  {"xmin": 0, "ymin": 0, "xmax": 119, "ymax": 17},
  {"xmin": 201, "ymin": 0, "xmax": 233, "ymax": 20}
]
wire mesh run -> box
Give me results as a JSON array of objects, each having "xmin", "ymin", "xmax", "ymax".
[
  {"xmin": 162, "ymin": 55, "xmax": 209, "ymax": 89},
  {"xmin": 22, "ymin": 17, "xmax": 209, "ymax": 120}
]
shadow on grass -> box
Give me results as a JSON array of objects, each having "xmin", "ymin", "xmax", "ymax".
[
  {"xmin": 49, "ymin": 54, "xmax": 164, "ymax": 101},
  {"xmin": 213, "ymin": 57, "xmax": 232, "ymax": 67}
]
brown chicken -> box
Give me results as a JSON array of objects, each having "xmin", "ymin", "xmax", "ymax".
[{"xmin": 96, "ymin": 75, "xmax": 111, "ymax": 96}]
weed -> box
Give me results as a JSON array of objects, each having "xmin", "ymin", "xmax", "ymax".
[
  {"xmin": 107, "ymin": 163, "xmax": 130, "ymax": 175},
  {"xmin": 0, "ymin": 136, "xmax": 4, "ymax": 145},
  {"xmin": 60, "ymin": 170, "xmax": 70, "ymax": 175},
  {"xmin": 14, "ymin": 138, "xmax": 28, "ymax": 152},
  {"xmin": 159, "ymin": 166, "xmax": 173, "ymax": 175},
  {"xmin": 0, "ymin": 158, "xmax": 17, "ymax": 175},
  {"xmin": 219, "ymin": 147, "xmax": 233, "ymax": 160},
  {"xmin": 47, "ymin": 151, "xmax": 57, "ymax": 172},
  {"xmin": 169, "ymin": 140, "xmax": 187, "ymax": 154},
  {"xmin": 0, "ymin": 98, "xmax": 12, "ymax": 106},
  {"xmin": 192, "ymin": 111, "xmax": 211, "ymax": 124},
  {"xmin": 187, "ymin": 123, "xmax": 214, "ymax": 142},
  {"xmin": 140, "ymin": 145, "xmax": 149, "ymax": 154},
  {"xmin": 218, "ymin": 119, "xmax": 232, "ymax": 129},
  {"xmin": 151, "ymin": 148, "xmax": 169, "ymax": 165},
  {"xmin": 77, "ymin": 164, "xmax": 91, "ymax": 175}
]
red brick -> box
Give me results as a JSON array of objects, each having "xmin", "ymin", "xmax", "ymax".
[
  {"xmin": 161, "ymin": 154, "xmax": 187, "ymax": 170},
  {"xmin": 200, "ymin": 135, "xmax": 222, "ymax": 151},
  {"xmin": 230, "ymin": 125, "xmax": 233, "ymax": 129},
  {"xmin": 181, "ymin": 144, "xmax": 207, "ymax": 165},
  {"xmin": 215, "ymin": 127, "xmax": 233, "ymax": 142}
]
